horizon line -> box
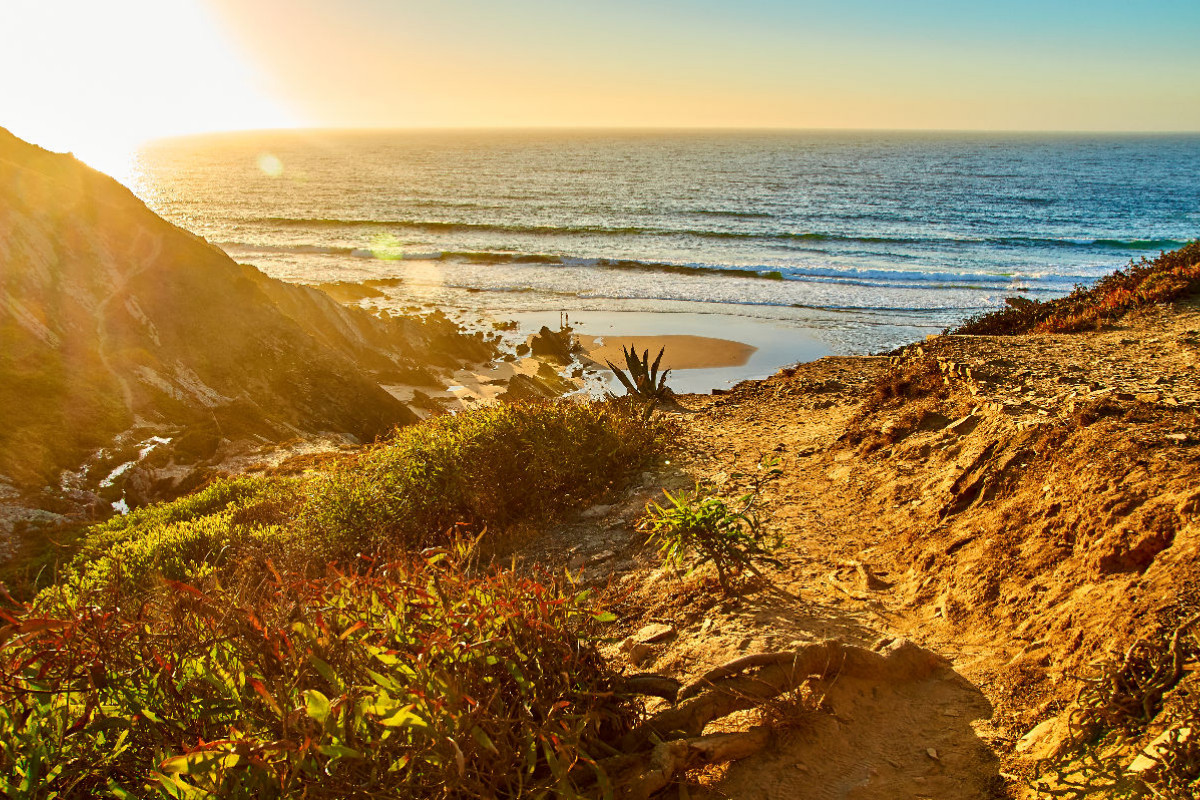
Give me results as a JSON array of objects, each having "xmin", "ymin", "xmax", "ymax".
[{"xmin": 141, "ymin": 123, "xmax": 1200, "ymax": 145}]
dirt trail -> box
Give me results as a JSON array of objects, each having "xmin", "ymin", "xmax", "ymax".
[{"xmin": 531, "ymin": 299, "xmax": 1200, "ymax": 797}]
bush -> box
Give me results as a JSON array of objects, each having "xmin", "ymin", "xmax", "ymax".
[
  {"xmin": 50, "ymin": 399, "xmax": 673, "ymax": 602},
  {"xmin": 301, "ymin": 398, "xmax": 673, "ymax": 558},
  {"xmin": 0, "ymin": 548, "xmax": 638, "ymax": 799},
  {"xmin": 953, "ymin": 241, "xmax": 1200, "ymax": 336}
]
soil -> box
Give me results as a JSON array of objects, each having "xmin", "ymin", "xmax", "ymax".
[{"xmin": 528, "ymin": 297, "xmax": 1200, "ymax": 798}]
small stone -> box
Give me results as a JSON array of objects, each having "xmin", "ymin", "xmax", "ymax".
[
  {"xmin": 1015, "ymin": 718, "xmax": 1057, "ymax": 755},
  {"xmin": 1129, "ymin": 727, "xmax": 1191, "ymax": 773},
  {"xmin": 926, "ymin": 748, "xmax": 939, "ymax": 760},
  {"xmin": 626, "ymin": 642, "xmax": 654, "ymax": 667},
  {"xmin": 1135, "ymin": 392, "xmax": 1161, "ymax": 403},
  {"xmin": 634, "ymin": 622, "xmax": 676, "ymax": 644}
]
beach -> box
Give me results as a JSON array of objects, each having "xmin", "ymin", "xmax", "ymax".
[{"xmin": 133, "ymin": 129, "xmax": 1200, "ymax": 392}]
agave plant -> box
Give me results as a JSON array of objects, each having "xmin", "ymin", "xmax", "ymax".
[{"xmin": 606, "ymin": 346, "xmax": 672, "ymax": 404}]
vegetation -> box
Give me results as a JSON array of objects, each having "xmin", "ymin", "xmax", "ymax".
[
  {"xmin": 1034, "ymin": 611, "xmax": 1200, "ymax": 799},
  {"xmin": 48, "ymin": 399, "xmax": 673, "ymax": 601},
  {"xmin": 0, "ymin": 398, "xmax": 679, "ymax": 798},
  {"xmin": 606, "ymin": 347, "xmax": 673, "ymax": 409},
  {"xmin": 0, "ymin": 546, "xmax": 639, "ymax": 798},
  {"xmin": 640, "ymin": 457, "xmax": 783, "ymax": 592},
  {"xmin": 953, "ymin": 241, "xmax": 1200, "ymax": 336},
  {"xmin": 864, "ymin": 356, "xmax": 947, "ymax": 410}
]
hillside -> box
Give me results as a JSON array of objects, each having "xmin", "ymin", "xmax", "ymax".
[
  {"xmin": 2, "ymin": 128, "xmax": 1199, "ymax": 796},
  {"xmin": 570, "ymin": 285, "xmax": 1200, "ymax": 797},
  {"xmin": 0, "ymin": 128, "xmax": 492, "ymax": 507}
]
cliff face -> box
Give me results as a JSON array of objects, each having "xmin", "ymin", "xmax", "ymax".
[{"xmin": 0, "ymin": 128, "xmax": 487, "ymax": 489}]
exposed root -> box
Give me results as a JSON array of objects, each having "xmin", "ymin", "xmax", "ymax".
[
  {"xmin": 607, "ymin": 728, "xmax": 772, "ymax": 800},
  {"xmin": 621, "ymin": 638, "xmax": 947, "ymax": 754}
]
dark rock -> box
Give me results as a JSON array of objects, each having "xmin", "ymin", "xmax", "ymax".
[
  {"xmin": 499, "ymin": 374, "xmax": 560, "ymax": 402},
  {"xmin": 530, "ymin": 326, "xmax": 573, "ymax": 363}
]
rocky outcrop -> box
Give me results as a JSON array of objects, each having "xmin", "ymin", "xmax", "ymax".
[{"xmin": 0, "ymin": 128, "xmax": 490, "ymax": 490}]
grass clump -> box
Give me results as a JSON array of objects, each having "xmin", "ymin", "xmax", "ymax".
[
  {"xmin": 0, "ymin": 546, "xmax": 639, "ymax": 799},
  {"xmin": 640, "ymin": 457, "xmax": 782, "ymax": 592},
  {"xmin": 302, "ymin": 398, "xmax": 673, "ymax": 558},
  {"xmin": 954, "ymin": 241, "xmax": 1200, "ymax": 336}
]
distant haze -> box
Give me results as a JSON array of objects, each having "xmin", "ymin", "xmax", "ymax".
[{"xmin": 1, "ymin": 0, "xmax": 1198, "ymax": 176}]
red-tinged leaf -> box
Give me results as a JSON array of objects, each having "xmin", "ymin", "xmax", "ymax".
[
  {"xmin": 151, "ymin": 649, "xmax": 173, "ymax": 674},
  {"xmin": 338, "ymin": 621, "xmax": 367, "ymax": 641},
  {"xmin": 17, "ymin": 618, "xmax": 67, "ymax": 634},
  {"xmin": 162, "ymin": 580, "xmax": 208, "ymax": 602},
  {"xmin": 250, "ymin": 679, "xmax": 283, "ymax": 715}
]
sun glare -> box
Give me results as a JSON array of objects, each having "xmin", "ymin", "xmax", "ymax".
[{"xmin": 0, "ymin": 0, "xmax": 300, "ymax": 186}]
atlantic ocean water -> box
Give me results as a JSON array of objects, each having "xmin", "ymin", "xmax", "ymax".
[{"xmin": 132, "ymin": 129, "xmax": 1200, "ymax": 364}]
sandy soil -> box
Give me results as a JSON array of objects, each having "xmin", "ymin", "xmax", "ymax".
[{"xmin": 520, "ymin": 298, "xmax": 1200, "ymax": 798}]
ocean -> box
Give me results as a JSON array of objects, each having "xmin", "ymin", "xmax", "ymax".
[{"xmin": 130, "ymin": 129, "xmax": 1200, "ymax": 382}]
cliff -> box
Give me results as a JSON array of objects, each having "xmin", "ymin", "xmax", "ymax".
[{"xmin": 0, "ymin": 128, "xmax": 491, "ymax": 495}]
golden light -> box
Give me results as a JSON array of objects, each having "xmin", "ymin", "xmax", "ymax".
[
  {"xmin": 257, "ymin": 153, "xmax": 285, "ymax": 178},
  {"xmin": 0, "ymin": 0, "xmax": 301, "ymax": 186}
]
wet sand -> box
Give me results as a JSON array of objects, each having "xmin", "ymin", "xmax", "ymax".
[{"xmin": 575, "ymin": 334, "xmax": 756, "ymax": 370}]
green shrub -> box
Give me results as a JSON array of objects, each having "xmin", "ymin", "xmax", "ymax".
[
  {"xmin": 640, "ymin": 458, "xmax": 782, "ymax": 592},
  {"xmin": 0, "ymin": 548, "xmax": 637, "ymax": 799},
  {"xmin": 301, "ymin": 398, "xmax": 672, "ymax": 558},
  {"xmin": 50, "ymin": 475, "xmax": 301, "ymax": 601},
  {"xmin": 50, "ymin": 399, "xmax": 673, "ymax": 601}
]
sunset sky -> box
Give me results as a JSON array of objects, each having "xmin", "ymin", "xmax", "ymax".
[{"xmin": 2, "ymin": 0, "xmax": 1198, "ymax": 174}]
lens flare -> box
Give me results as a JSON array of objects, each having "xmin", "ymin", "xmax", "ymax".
[
  {"xmin": 369, "ymin": 233, "xmax": 405, "ymax": 261},
  {"xmin": 257, "ymin": 153, "xmax": 284, "ymax": 177}
]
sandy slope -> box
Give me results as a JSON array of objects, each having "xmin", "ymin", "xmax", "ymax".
[{"xmin": 524, "ymin": 298, "xmax": 1200, "ymax": 798}]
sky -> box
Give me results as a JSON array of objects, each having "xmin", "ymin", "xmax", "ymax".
[{"xmin": 2, "ymin": 0, "xmax": 1198, "ymax": 174}]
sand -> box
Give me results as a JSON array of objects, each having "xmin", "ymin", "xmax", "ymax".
[{"xmin": 576, "ymin": 334, "xmax": 757, "ymax": 371}]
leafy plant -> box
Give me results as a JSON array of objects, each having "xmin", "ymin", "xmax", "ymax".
[
  {"xmin": 1, "ymin": 545, "xmax": 640, "ymax": 799},
  {"xmin": 607, "ymin": 347, "xmax": 672, "ymax": 407},
  {"xmin": 640, "ymin": 457, "xmax": 783, "ymax": 592}
]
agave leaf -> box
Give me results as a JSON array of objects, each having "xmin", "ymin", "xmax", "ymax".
[{"xmin": 605, "ymin": 360, "xmax": 638, "ymax": 394}]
